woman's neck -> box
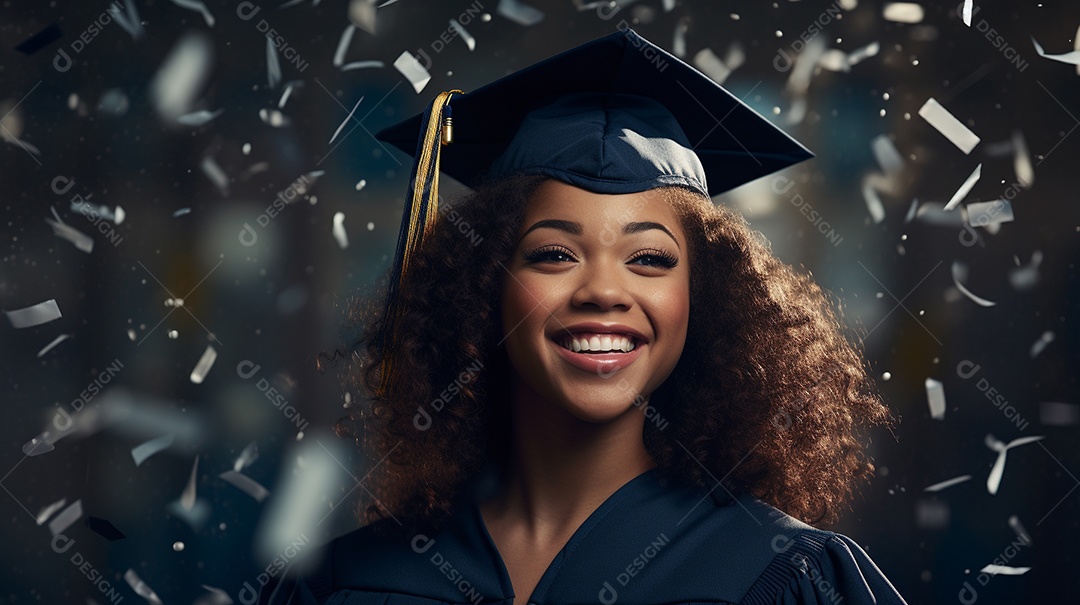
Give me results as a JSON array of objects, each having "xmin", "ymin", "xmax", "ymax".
[{"xmin": 484, "ymin": 380, "xmax": 657, "ymax": 541}]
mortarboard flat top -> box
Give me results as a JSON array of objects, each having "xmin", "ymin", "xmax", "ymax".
[{"xmin": 375, "ymin": 27, "xmax": 813, "ymax": 198}]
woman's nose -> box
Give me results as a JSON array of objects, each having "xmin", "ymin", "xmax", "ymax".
[{"xmin": 569, "ymin": 260, "xmax": 633, "ymax": 312}]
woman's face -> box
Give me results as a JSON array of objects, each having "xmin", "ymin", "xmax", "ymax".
[{"xmin": 500, "ymin": 179, "xmax": 691, "ymax": 423}]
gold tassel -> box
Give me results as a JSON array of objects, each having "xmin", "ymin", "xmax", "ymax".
[{"xmin": 377, "ymin": 90, "xmax": 463, "ymax": 398}]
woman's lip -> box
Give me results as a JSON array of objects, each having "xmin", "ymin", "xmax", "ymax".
[{"xmin": 550, "ymin": 337, "xmax": 644, "ymax": 374}]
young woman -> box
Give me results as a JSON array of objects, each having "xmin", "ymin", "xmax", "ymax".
[{"xmin": 259, "ymin": 29, "xmax": 907, "ymax": 605}]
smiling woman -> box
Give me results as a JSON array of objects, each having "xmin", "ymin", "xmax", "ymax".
[
  {"xmin": 500, "ymin": 180, "xmax": 691, "ymax": 428},
  {"xmin": 261, "ymin": 29, "xmax": 906, "ymax": 605}
]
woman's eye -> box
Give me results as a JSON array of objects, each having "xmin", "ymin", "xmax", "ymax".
[
  {"xmin": 523, "ymin": 247, "xmax": 575, "ymax": 263},
  {"xmin": 630, "ymin": 252, "xmax": 679, "ymax": 268}
]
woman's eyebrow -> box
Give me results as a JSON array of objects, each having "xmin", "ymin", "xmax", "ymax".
[{"xmin": 520, "ymin": 219, "xmax": 680, "ymax": 249}]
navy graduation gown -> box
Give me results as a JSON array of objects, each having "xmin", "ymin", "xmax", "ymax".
[{"xmin": 256, "ymin": 467, "xmax": 907, "ymax": 605}]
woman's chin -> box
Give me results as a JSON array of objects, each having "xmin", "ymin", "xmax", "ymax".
[{"xmin": 552, "ymin": 395, "xmax": 640, "ymax": 424}]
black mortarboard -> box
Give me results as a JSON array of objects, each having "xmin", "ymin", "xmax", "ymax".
[{"xmin": 370, "ymin": 28, "xmax": 813, "ymax": 395}]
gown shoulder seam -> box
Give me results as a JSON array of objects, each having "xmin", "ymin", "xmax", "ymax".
[{"xmin": 736, "ymin": 527, "xmax": 833, "ymax": 605}]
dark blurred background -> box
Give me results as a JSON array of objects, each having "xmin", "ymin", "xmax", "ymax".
[{"xmin": 1, "ymin": 0, "xmax": 1077, "ymax": 603}]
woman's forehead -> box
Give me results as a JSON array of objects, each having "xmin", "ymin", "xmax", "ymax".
[
  {"xmin": 527, "ymin": 182, "xmax": 671, "ymax": 215},
  {"xmin": 519, "ymin": 181, "xmax": 685, "ymax": 243}
]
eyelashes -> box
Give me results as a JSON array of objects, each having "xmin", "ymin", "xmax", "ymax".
[{"xmin": 521, "ymin": 244, "xmax": 679, "ymax": 268}]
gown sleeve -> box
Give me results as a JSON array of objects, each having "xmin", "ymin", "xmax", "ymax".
[{"xmin": 741, "ymin": 530, "xmax": 908, "ymax": 605}]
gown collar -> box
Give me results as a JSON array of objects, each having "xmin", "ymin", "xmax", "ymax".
[{"xmin": 456, "ymin": 466, "xmax": 674, "ymax": 604}]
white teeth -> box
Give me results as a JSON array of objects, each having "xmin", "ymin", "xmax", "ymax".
[{"xmin": 559, "ymin": 333, "xmax": 636, "ymax": 353}]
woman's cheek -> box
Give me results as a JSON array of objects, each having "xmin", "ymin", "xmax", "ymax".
[{"xmin": 502, "ymin": 276, "xmax": 543, "ymax": 340}]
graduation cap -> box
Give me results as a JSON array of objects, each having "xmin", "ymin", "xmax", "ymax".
[{"xmin": 371, "ymin": 28, "xmax": 813, "ymax": 396}]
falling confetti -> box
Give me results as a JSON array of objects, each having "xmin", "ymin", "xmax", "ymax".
[
  {"xmin": 190, "ymin": 344, "xmax": 218, "ymax": 384},
  {"xmin": 70, "ymin": 197, "xmax": 125, "ymax": 224},
  {"xmin": 497, "ymin": 0, "xmax": 544, "ymax": 26},
  {"xmin": 333, "ymin": 212, "xmax": 349, "ymax": 249},
  {"xmin": 278, "ymin": 83, "xmax": 295, "ymax": 108},
  {"xmin": 254, "ymin": 440, "xmax": 342, "ymax": 566},
  {"xmin": 233, "ymin": 442, "xmax": 259, "ymax": 472},
  {"xmin": 341, "ymin": 60, "xmax": 385, "ymax": 71},
  {"xmin": 6, "ymin": 299, "xmax": 62, "ymax": 328},
  {"xmin": 914, "ymin": 202, "xmax": 965, "ymax": 226},
  {"xmin": 97, "ymin": 89, "xmax": 131, "ymax": 117},
  {"xmin": 693, "ymin": 48, "xmax": 732, "ymax": 85},
  {"xmin": 449, "ymin": 19, "xmax": 476, "ymax": 51},
  {"xmin": 259, "ymin": 108, "xmax": 291, "ymax": 127},
  {"xmin": 1009, "ymin": 515, "xmax": 1032, "ymax": 544},
  {"xmin": 124, "ymin": 568, "xmax": 165, "ymax": 605},
  {"xmin": 673, "ymin": 18, "xmax": 688, "ymax": 58},
  {"xmin": 150, "ymin": 32, "xmax": 213, "ymax": 122},
  {"xmin": 47, "ymin": 500, "xmax": 83, "ymax": 536},
  {"xmin": 330, "ymin": 97, "xmax": 364, "ymax": 145},
  {"xmin": 862, "ymin": 175, "xmax": 887, "ymax": 223},
  {"xmin": 871, "ymin": 135, "xmax": 904, "ymax": 175},
  {"xmin": 86, "ymin": 516, "xmax": 127, "ymax": 541},
  {"xmin": 15, "ymin": 23, "xmax": 63, "ymax": 55},
  {"xmin": 266, "ymin": 37, "xmax": 282, "ymax": 88},
  {"xmin": 848, "ymin": 41, "xmax": 880, "ymax": 66},
  {"xmin": 980, "ymin": 564, "xmax": 1031, "ymax": 576},
  {"xmin": 961, "ymin": 0, "xmax": 973, "ymax": 26},
  {"xmin": 951, "ymin": 261, "xmax": 996, "ymax": 307},
  {"xmin": 919, "ymin": 98, "xmax": 980, "ymax": 154},
  {"xmin": 966, "ymin": 199, "xmax": 1013, "ymax": 228},
  {"xmin": 924, "ymin": 475, "xmax": 972, "ymax": 492},
  {"xmin": 925, "ymin": 378, "xmax": 946, "ymax": 420},
  {"xmin": 200, "ymin": 155, "xmax": 230, "ymax": 196},
  {"xmin": 944, "ymin": 164, "xmax": 981, "ymax": 211},
  {"xmin": 393, "ymin": 51, "xmax": 431, "ymax": 94},
  {"xmin": 108, "ymin": 0, "xmax": 145, "ymax": 40},
  {"xmin": 35, "ymin": 498, "xmax": 67, "ymax": 525},
  {"xmin": 1030, "ymin": 36, "xmax": 1080, "ymax": 65},
  {"xmin": 178, "ymin": 108, "xmax": 224, "ymax": 126},
  {"xmin": 1009, "ymin": 251, "xmax": 1042, "ymax": 290},
  {"xmin": 45, "ymin": 216, "xmax": 94, "ymax": 253},
  {"xmin": 333, "ymin": 25, "xmax": 357, "ymax": 67},
  {"xmin": 131, "ymin": 434, "xmax": 176, "ymax": 466},
  {"xmin": 168, "ymin": 0, "xmax": 215, "ymax": 27},
  {"xmin": 194, "ymin": 585, "xmax": 234, "ymax": 605},
  {"xmin": 1029, "ymin": 330, "xmax": 1054, "ymax": 358},
  {"xmin": 883, "ymin": 3, "xmax": 925, "ymax": 23},
  {"xmin": 349, "ymin": 0, "xmax": 377, "ymax": 35},
  {"xmin": 36, "ymin": 333, "xmax": 72, "ymax": 358},
  {"xmin": 169, "ymin": 495, "xmax": 211, "ymax": 531},
  {"xmin": 985, "ymin": 434, "xmax": 1044, "ymax": 495},
  {"xmin": 219, "ymin": 470, "xmax": 270, "ymax": 502},
  {"xmin": 1011, "ymin": 130, "xmax": 1034, "ymax": 188}
]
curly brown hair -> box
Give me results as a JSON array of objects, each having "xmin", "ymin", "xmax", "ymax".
[{"xmin": 329, "ymin": 173, "xmax": 893, "ymax": 534}]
